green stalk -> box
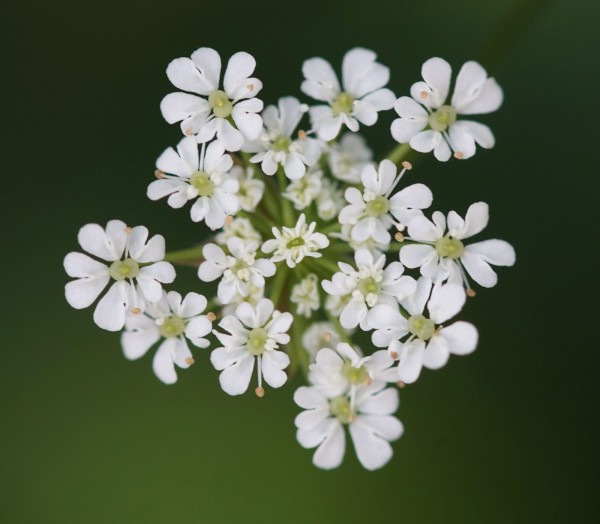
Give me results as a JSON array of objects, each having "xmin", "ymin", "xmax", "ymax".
[
  {"xmin": 277, "ymin": 167, "xmax": 295, "ymax": 227},
  {"xmin": 164, "ymin": 246, "xmax": 204, "ymax": 264},
  {"xmin": 386, "ymin": 142, "xmax": 412, "ymax": 166},
  {"xmin": 269, "ymin": 264, "xmax": 289, "ymax": 310}
]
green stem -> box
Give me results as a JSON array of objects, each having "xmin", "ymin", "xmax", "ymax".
[
  {"xmin": 277, "ymin": 167, "xmax": 295, "ymax": 227},
  {"xmin": 325, "ymin": 310, "xmax": 352, "ymax": 345},
  {"xmin": 386, "ymin": 142, "xmax": 412, "ymax": 166},
  {"xmin": 164, "ymin": 246, "xmax": 204, "ymax": 264},
  {"xmin": 269, "ymin": 264, "xmax": 289, "ymax": 310}
]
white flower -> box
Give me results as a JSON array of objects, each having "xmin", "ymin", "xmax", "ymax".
[
  {"xmin": 368, "ymin": 278, "xmax": 478, "ymax": 383},
  {"xmin": 301, "ymin": 322, "xmax": 341, "ymax": 362},
  {"xmin": 294, "ymin": 380, "xmax": 403, "ymax": 470},
  {"xmin": 316, "ymin": 177, "xmax": 345, "ymax": 221},
  {"xmin": 148, "ymin": 137, "xmax": 240, "ymax": 229},
  {"xmin": 244, "ymin": 96, "xmax": 323, "ymax": 180},
  {"xmin": 220, "ymin": 282, "xmax": 264, "ymax": 317},
  {"xmin": 328, "ymin": 133, "xmax": 373, "ymax": 184},
  {"xmin": 282, "ymin": 168, "xmax": 323, "ymax": 210},
  {"xmin": 64, "ymin": 220, "xmax": 176, "ymax": 332},
  {"xmin": 121, "ymin": 291, "xmax": 212, "ymax": 384},
  {"xmin": 309, "ymin": 344, "xmax": 394, "ymax": 397},
  {"xmin": 322, "ymin": 249, "xmax": 416, "ymax": 330},
  {"xmin": 400, "ymin": 202, "xmax": 516, "ymax": 288},
  {"xmin": 291, "ymin": 274, "xmax": 320, "ymax": 318},
  {"xmin": 230, "ymin": 165, "xmax": 265, "ymax": 212},
  {"xmin": 211, "ymin": 299, "xmax": 292, "ymax": 396},
  {"xmin": 262, "ymin": 213, "xmax": 329, "ymax": 268},
  {"xmin": 391, "ymin": 57, "xmax": 503, "ymax": 161},
  {"xmin": 215, "ymin": 217, "xmax": 262, "ymax": 245},
  {"xmin": 160, "ymin": 47, "xmax": 263, "ymax": 151},
  {"xmin": 302, "ymin": 47, "xmax": 396, "ymax": 141},
  {"xmin": 339, "ymin": 159, "xmax": 433, "ymax": 245},
  {"xmin": 334, "ymin": 224, "xmax": 390, "ymax": 258},
  {"xmin": 198, "ymin": 237, "xmax": 276, "ymax": 304}
]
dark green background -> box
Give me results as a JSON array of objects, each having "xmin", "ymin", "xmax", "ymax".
[{"xmin": 2, "ymin": 0, "xmax": 598, "ymax": 522}]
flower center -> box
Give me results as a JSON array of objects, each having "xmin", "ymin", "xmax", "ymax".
[
  {"xmin": 428, "ymin": 105, "xmax": 457, "ymax": 132},
  {"xmin": 273, "ymin": 135, "xmax": 291, "ymax": 152},
  {"xmin": 331, "ymin": 91, "xmax": 355, "ymax": 116},
  {"xmin": 208, "ymin": 90, "xmax": 233, "ymax": 119},
  {"xmin": 287, "ymin": 237, "xmax": 305, "ymax": 249},
  {"xmin": 329, "ymin": 396, "xmax": 355, "ymax": 424},
  {"xmin": 408, "ymin": 314, "xmax": 436, "ymax": 341},
  {"xmin": 109, "ymin": 258, "xmax": 140, "ymax": 281},
  {"xmin": 247, "ymin": 327, "xmax": 269, "ymax": 356},
  {"xmin": 189, "ymin": 171, "xmax": 214, "ymax": 197},
  {"xmin": 358, "ymin": 277, "xmax": 381, "ymax": 296},
  {"xmin": 365, "ymin": 196, "xmax": 390, "ymax": 217},
  {"xmin": 159, "ymin": 315, "xmax": 186, "ymax": 338},
  {"xmin": 341, "ymin": 361, "xmax": 369, "ymax": 385},
  {"xmin": 435, "ymin": 236, "xmax": 465, "ymax": 259}
]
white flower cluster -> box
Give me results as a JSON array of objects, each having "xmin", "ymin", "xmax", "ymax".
[{"xmin": 64, "ymin": 47, "xmax": 515, "ymax": 471}]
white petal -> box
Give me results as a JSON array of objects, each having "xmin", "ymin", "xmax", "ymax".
[
  {"xmin": 427, "ymin": 283, "xmax": 465, "ymax": 324},
  {"xmin": 313, "ymin": 421, "xmax": 345, "ymax": 470},
  {"xmin": 160, "ymin": 93, "xmax": 209, "ymax": 126},
  {"xmin": 342, "ymin": 48, "xmax": 389, "ymax": 98},
  {"xmin": 410, "ymin": 130, "xmax": 439, "ymax": 153},
  {"xmin": 153, "ymin": 340, "xmax": 178, "ymax": 384},
  {"xmin": 397, "ymin": 340, "xmax": 425, "ymax": 384},
  {"xmin": 456, "ymin": 120, "xmax": 495, "ymax": 149},
  {"xmin": 457, "ymin": 78, "xmax": 503, "ymax": 115},
  {"xmin": 438, "ymin": 321, "xmax": 478, "ymax": 355},
  {"xmin": 448, "ymin": 123, "xmax": 476, "ymax": 160},
  {"xmin": 121, "ymin": 326, "xmax": 159, "ymax": 361},
  {"xmin": 466, "ymin": 239, "xmax": 515, "ymax": 267},
  {"xmin": 78, "ymin": 221, "xmax": 125, "ymax": 261},
  {"xmin": 64, "ymin": 272, "xmax": 110, "ymax": 309},
  {"xmin": 218, "ymin": 354, "xmax": 254, "ymax": 395},
  {"xmin": 460, "ymin": 253, "xmax": 498, "ymax": 288},
  {"xmin": 93, "ymin": 281, "xmax": 127, "ymax": 331},
  {"xmin": 421, "ymin": 335, "xmax": 450, "ymax": 370},
  {"xmin": 294, "ymin": 386, "xmax": 327, "ymax": 410},
  {"xmin": 224, "ymin": 52, "xmax": 257, "ymax": 96},
  {"xmin": 261, "ymin": 351, "xmax": 290, "ymax": 388},
  {"xmin": 190, "ymin": 47, "xmax": 221, "ymax": 93},
  {"xmin": 128, "ymin": 227, "xmax": 165, "ymax": 263},
  {"xmin": 185, "ymin": 316, "xmax": 212, "ymax": 348},
  {"xmin": 349, "ymin": 417, "xmax": 396, "ymax": 471},
  {"xmin": 358, "ymin": 386, "xmax": 399, "ymax": 415},
  {"xmin": 301, "ymin": 58, "xmax": 340, "ymax": 101},
  {"xmin": 421, "ymin": 57, "xmax": 452, "ymax": 105},
  {"xmin": 166, "ymin": 57, "xmax": 206, "ymax": 94}
]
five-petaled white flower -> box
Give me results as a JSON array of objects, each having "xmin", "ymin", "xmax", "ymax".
[
  {"xmin": 262, "ymin": 213, "xmax": 329, "ymax": 268},
  {"xmin": 290, "ymin": 273, "xmax": 321, "ymax": 318},
  {"xmin": 301, "ymin": 47, "xmax": 396, "ymax": 141},
  {"xmin": 339, "ymin": 159, "xmax": 433, "ymax": 245},
  {"xmin": 294, "ymin": 378, "xmax": 403, "ymax": 470},
  {"xmin": 160, "ymin": 47, "xmax": 263, "ymax": 151},
  {"xmin": 400, "ymin": 201, "xmax": 516, "ymax": 288},
  {"xmin": 148, "ymin": 137, "xmax": 240, "ymax": 229},
  {"xmin": 244, "ymin": 96, "xmax": 323, "ymax": 180},
  {"xmin": 391, "ymin": 57, "xmax": 503, "ymax": 161},
  {"xmin": 322, "ymin": 249, "xmax": 416, "ymax": 330},
  {"xmin": 211, "ymin": 299, "xmax": 292, "ymax": 396},
  {"xmin": 64, "ymin": 220, "xmax": 176, "ymax": 331},
  {"xmin": 368, "ymin": 277, "xmax": 478, "ymax": 384},
  {"xmin": 121, "ymin": 291, "xmax": 212, "ymax": 384},
  {"xmin": 198, "ymin": 237, "xmax": 276, "ymax": 304}
]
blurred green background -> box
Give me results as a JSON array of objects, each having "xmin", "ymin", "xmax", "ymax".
[{"xmin": 2, "ymin": 0, "xmax": 598, "ymax": 522}]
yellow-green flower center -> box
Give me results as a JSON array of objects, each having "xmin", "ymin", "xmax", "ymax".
[
  {"xmin": 331, "ymin": 91, "xmax": 355, "ymax": 116},
  {"xmin": 189, "ymin": 171, "xmax": 214, "ymax": 197},
  {"xmin": 428, "ymin": 105, "xmax": 457, "ymax": 132},
  {"xmin": 247, "ymin": 327, "xmax": 269, "ymax": 356},
  {"xmin": 408, "ymin": 314, "xmax": 436, "ymax": 341},
  {"xmin": 287, "ymin": 237, "xmax": 305, "ymax": 249},
  {"xmin": 329, "ymin": 396, "xmax": 355, "ymax": 424},
  {"xmin": 208, "ymin": 90, "xmax": 233, "ymax": 119},
  {"xmin": 109, "ymin": 258, "xmax": 140, "ymax": 281},
  {"xmin": 358, "ymin": 277, "xmax": 381, "ymax": 296},
  {"xmin": 159, "ymin": 315, "xmax": 186, "ymax": 338},
  {"xmin": 365, "ymin": 196, "xmax": 390, "ymax": 217},
  {"xmin": 273, "ymin": 135, "xmax": 291, "ymax": 152},
  {"xmin": 435, "ymin": 236, "xmax": 465, "ymax": 259},
  {"xmin": 341, "ymin": 360, "xmax": 369, "ymax": 385}
]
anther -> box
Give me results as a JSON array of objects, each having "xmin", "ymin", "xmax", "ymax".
[
  {"xmin": 246, "ymin": 83, "xmax": 254, "ymax": 92},
  {"xmin": 395, "ymin": 232, "xmax": 404, "ymax": 242},
  {"xmin": 466, "ymin": 288, "xmax": 477, "ymax": 298},
  {"xmin": 185, "ymin": 128, "xmax": 193, "ymax": 136},
  {"xmin": 131, "ymin": 307, "xmax": 141, "ymax": 315},
  {"xmin": 454, "ymin": 151, "xmax": 464, "ymax": 160},
  {"xmin": 224, "ymin": 215, "xmax": 234, "ymax": 225},
  {"xmin": 255, "ymin": 386, "xmax": 265, "ymax": 397},
  {"xmin": 390, "ymin": 351, "xmax": 399, "ymax": 360},
  {"xmin": 154, "ymin": 169, "xmax": 166, "ymax": 179},
  {"xmin": 419, "ymin": 91, "xmax": 428, "ymax": 99},
  {"xmin": 125, "ymin": 227, "xmax": 133, "ymax": 234},
  {"xmin": 298, "ymin": 130, "xmax": 307, "ymax": 140},
  {"xmin": 185, "ymin": 357, "xmax": 195, "ymax": 365},
  {"xmin": 207, "ymin": 312, "xmax": 217, "ymax": 322},
  {"xmin": 401, "ymin": 161, "xmax": 412, "ymax": 170},
  {"xmin": 323, "ymin": 332, "xmax": 332, "ymax": 342},
  {"xmin": 397, "ymin": 381, "xmax": 406, "ymax": 388}
]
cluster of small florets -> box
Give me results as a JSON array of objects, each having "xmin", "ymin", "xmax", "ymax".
[{"xmin": 64, "ymin": 47, "xmax": 515, "ymax": 470}]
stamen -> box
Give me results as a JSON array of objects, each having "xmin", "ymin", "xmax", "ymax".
[
  {"xmin": 224, "ymin": 215, "xmax": 234, "ymax": 225},
  {"xmin": 125, "ymin": 227, "xmax": 133, "ymax": 234},
  {"xmin": 154, "ymin": 169, "xmax": 166, "ymax": 179},
  {"xmin": 419, "ymin": 91, "xmax": 428, "ymax": 99},
  {"xmin": 395, "ymin": 232, "xmax": 404, "ymax": 242},
  {"xmin": 385, "ymin": 163, "xmax": 412, "ymax": 198},
  {"xmin": 323, "ymin": 332, "xmax": 332, "ymax": 343},
  {"xmin": 185, "ymin": 357, "xmax": 195, "ymax": 365},
  {"xmin": 454, "ymin": 151, "xmax": 464, "ymax": 160},
  {"xmin": 297, "ymin": 129, "xmax": 307, "ymax": 140},
  {"xmin": 401, "ymin": 161, "xmax": 412, "ymax": 170},
  {"xmin": 397, "ymin": 381, "xmax": 406, "ymax": 388},
  {"xmin": 131, "ymin": 307, "xmax": 141, "ymax": 315},
  {"xmin": 466, "ymin": 288, "xmax": 477, "ymax": 298},
  {"xmin": 185, "ymin": 128, "xmax": 193, "ymax": 136},
  {"xmin": 207, "ymin": 312, "xmax": 217, "ymax": 322},
  {"xmin": 255, "ymin": 386, "xmax": 265, "ymax": 397},
  {"xmin": 390, "ymin": 351, "xmax": 399, "ymax": 359},
  {"xmin": 246, "ymin": 83, "xmax": 254, "ymax": 92}
]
